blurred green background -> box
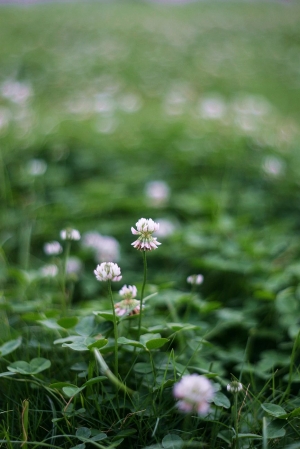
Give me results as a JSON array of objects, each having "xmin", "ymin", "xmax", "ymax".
[{"xmin": 1, "ymin": 0, "xmax": 300, "ymax": 295}]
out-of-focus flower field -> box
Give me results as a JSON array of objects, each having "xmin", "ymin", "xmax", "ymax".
[{"xmin": 1, "ymin": 2, "xmax": 300, "ymax": 448}]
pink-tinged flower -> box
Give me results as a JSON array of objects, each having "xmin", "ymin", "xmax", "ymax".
[
  {"xmin": 94, "ymin": 262, "xmax": 122, "ymax": 282},
  {"xmin": 187, "ymin": 274, "xmax": 204, "ymax": 285},
  {"xmin": 131, "ymin": 218, "xmax": 161, "ymax": 251},
  {"xmin": 114, "ymin": 299, "xmax": 141, "ymax": 317},
  {"xmin": 173, "ymin": 374, "xmax": 215, "ymax": 415},
  {"xmin": 119, "ymin": 285, "xmax": 137, "ymax": 299}
]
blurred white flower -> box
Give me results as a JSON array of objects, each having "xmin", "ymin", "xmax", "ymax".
[
  {"xmin": 115, "ymin": 298, "xmax": 141, "ymax": 317},
  {"xmin": 43, "ymin": 241, "xmax": 63, "ymax": 256},
  {"xmin": 60, "ymin": 228, "xmax": 81, "ymax": 241},
  {"xmin": 119, "ymin": 284, "xmax": 137, "ymax": 300},
  {"xmin": 173, "ymin": 374, "xmax": 215, "ymax": 415},
  {"xmin": 94, "ymin": 262, "xmax": 122, "ymax": 282},
  {"xmin": 66, "ymin": 256, "xmax": 83, "ymax": 275},
  {"xmin": 187, "ymin": 274, "xmax": 204, "ymax": 285},
  {"xmin": 155, "ymin": 219, "xmax": 176, "ymax": 238},
  {"xmin": 145, "ymin": 181, "xmax": 170, "ymax": 206},
  {"xmin": 40, "ymin": 264, "xmax": 58, "ymax": 278},
  {"xmin": 26, "ymin": 159, "xmax": 47, "ymax": 176},
  {"xmin": 262, "ymin": 156, "xmax": 285, "ymax": 177},
  {"xmin": 118, "ymin": 93, "xmax": 142, "ymax": 113},
  {"xmin": 227, "ymin": 381, "xmax": 243, "ymax": 394},
  {"xmin": 1, "ymin": 80, "xmax": 32, "ymax": 104},
  {"xmin": 82, "ymin": 232, "xmax": 120, "ymax": 262},
  {"xmin": 131, "ymin": 218, "xmax": 161, "ymax": 251},
  {"xmin": 198, "ymin": 95, "xmax": 226, "ymax": 120}
]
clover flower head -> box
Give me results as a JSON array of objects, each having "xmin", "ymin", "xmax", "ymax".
[
  {"xmin": 114, "ymin": 298, "xmax": 141, "ymax": 317},
  {"xmin": 173, "ymin": 374, "xmax": 215, "ymax": 415},
  {"xmin": 94, "ymin": 262, "xmax": 122, "ymax": 282},
  {"xmin": 145, "ymin": 180, "xmax": 170, "ymax": 206},
  {"xmin": 227, "ymin": 381, "xmax": 243, "ymax": 394},
  {"xmin": 40, "ymin": 264, "xmax": 59, "ymax": 278},
  {"xmin": 82, "ymin": 232, "xmax": 120, "ymax": 262},
  {"xmin": 131, "ymin": 218, "xmax": 161, "ymax": 251},
  {"xmin": 43, "ymin": 241, "xmax": 63, "ymax": 256},
  {"xmin": 119, "ymin": 284, "xmax": 137, "ymax": 300},
  {"xmin": 66, "ymin": 257, "xmax": 83, "ymax": 275},
  {"xmin": 187, "ymin": 274, "xmax": 204, "ymax": 285},
  {"xmin": 26, "ymin": 158, "xmax": 47, "ymax": 176},
  {"xmin": 60, "ymin": 228, "xmax": 81, "ymax": 241}
]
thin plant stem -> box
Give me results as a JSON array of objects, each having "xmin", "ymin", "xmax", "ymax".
[
  {"xmin": 234, "ymin": 393, "xmax": 239, "ymax": 449},
  {"xmin": 93, "ymin": 348, "xmax": 134, "ymax": 395},
  {"xmin": 137, "ymin": 251, "xmax": 147, "ymax": 341},
  {"xmin": 61, "ymin": 240, "xmax": 71, "ymax": 314},
  {"xmin": 107, "ymin": 280, "xmax": 119, "ymax": 377},
  {"xmin": 280, "ymin": 330, "xmax": 300, "ymax": 404}
]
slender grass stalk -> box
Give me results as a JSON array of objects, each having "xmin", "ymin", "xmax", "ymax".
[
  {"xmin": 262, "ymin": 416, "xmax": 268, "ymax": 449},
  {"xmin": 21, "ymin": 399, "xmax": 29, "ymax": 449},
  {"xmin": 93, "ymin": 348, "xmax": 134, "ymax": 395},
  {"xmin": 137, "ymin": 251, "xmax": 147, "ymax": 341},
  {"xmin": 107, "ymin": 280, "xmax": 119, "ymax": 377}
]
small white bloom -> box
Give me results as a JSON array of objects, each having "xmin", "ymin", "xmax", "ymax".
[
  {"xmin": 43, "ymin": 241, "xmax": 63, "ymax": 256},
  {"xmin": 119, "ymin": 285, "xmax": 137, "ymax": 300},
  {"xmin": 26, "ymin": 159, "xmax": 47, "ymax": 176},
  {"xmin": 173, "ymin": 374, "xmax": 215, "ymax": 415},
  {"xmin": 131, "ymin": 218, "xmax": 161, "ymax": 251},
  {"xmin": 227, "ymin": 381, "xmax": 243, "ymax": 393},
  {"xmin": 145, "ymin": 181, "xmax": 170, "ymax": 206},
  {"xmin": 187, "ymin": 274, "xmax": 204, "ymax": 285},
  {"xmin": 40, "ymin": 264, "xmax": 58, "ymax": 278},
  {"xmin": 94, "ymin": 262, "xmax": 122, "ymax": 282},
  {"xmin": 262, "ymin": 156, "xmax": 284, "ymax": 177},
  {"xmin": 60, "ymin": 228, "xmax": 81, "ymax": 241},
  {"xmin": 66, "ymin": 257, "xmax": 83, "ymax": 275},
  {"xmin": 82, "ymin": 231, "xmax": 120, "ymax": 262},
  {"xmin": 155, "ymin": 219, "xmax": 176, "ymax": 238}
]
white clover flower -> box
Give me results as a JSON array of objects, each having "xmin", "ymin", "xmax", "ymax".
[
  {"xmin": 26, "ymin": 159, "xmax": 47, "ymax": 176},
  {"xmin": 187, "ymin": 274, "xmax": 204, "ymax": 285},
  {"xmin": 155, "ymin": 218, "xmax": 176, "ymax": 238},
  {"xmin": 66, "ymin": 257, "xmax": 83, "ymax": 275},
  {"xmin": 82, "ymin": 232, "xmax": 120, "ymax": 262},
  {"xmin": 145, "ymin": 181, "xmax": 170, "ymax": 206},
  {"xmin": 40, "ymin": 264, "xmax": 58, "ymax": 278},
  {"xmin": 227, "ymin": 381, "xmax": 243, "ymax": 394},
  {"xmin": 131, "ymin": 218, "xmax": 161, "ymax": 251},
  {"xmin": 43, "ymin": 241, "xmax": 63, "ymax": 256},
  {"xmin": 173, "ymin": 374, "xmax": 215, "ymax": 415},
  {"xmin": 60, "ymin": 228, "xmax": 81, "ymax": 241},
  {"xmin": 114, "ymin": 299, "xmax": 141, "ymax": 317},
  {"xmin": 94, "ymin": 262, "xmax": 122, "ymax": 282},
  {"xmin": 119, "ymin": 284, "xmax": 137, "ymax": 300}
]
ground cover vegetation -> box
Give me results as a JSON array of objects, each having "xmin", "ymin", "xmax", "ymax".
[{"xmin": 1, "ymin": 1, "xmax": 300, "ymax": 447}]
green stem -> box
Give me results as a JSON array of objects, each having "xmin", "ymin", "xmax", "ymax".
[
  {"xmin": 61, "ymin": 240, "xmax": 71, "ymax": 314},
  {"xmin": 108, "ymin": 280, "xmax": 118, "ymax": 377},
  {"xmin": 93, "ymin": 348, "xmax": 134, "ymax": 395},
  {"xmin": 234, "ymin": 393, "xmax": 239, "ymax": 449},
  {"xmin": 137, "ymin": 251, "xmax": 147, "ymax": 341},
  {"xmin": 280, "ymin": 330, "xmax": 300, "ymax": 404}
]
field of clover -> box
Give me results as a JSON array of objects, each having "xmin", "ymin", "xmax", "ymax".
[{"xmin": 2, "ymin": 1, "xmax": 300, "ymax": 448}]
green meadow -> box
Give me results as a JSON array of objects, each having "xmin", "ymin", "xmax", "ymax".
[{"xmin": 1, "ymin": 1, "xmax": 300, "ymax": 447}]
